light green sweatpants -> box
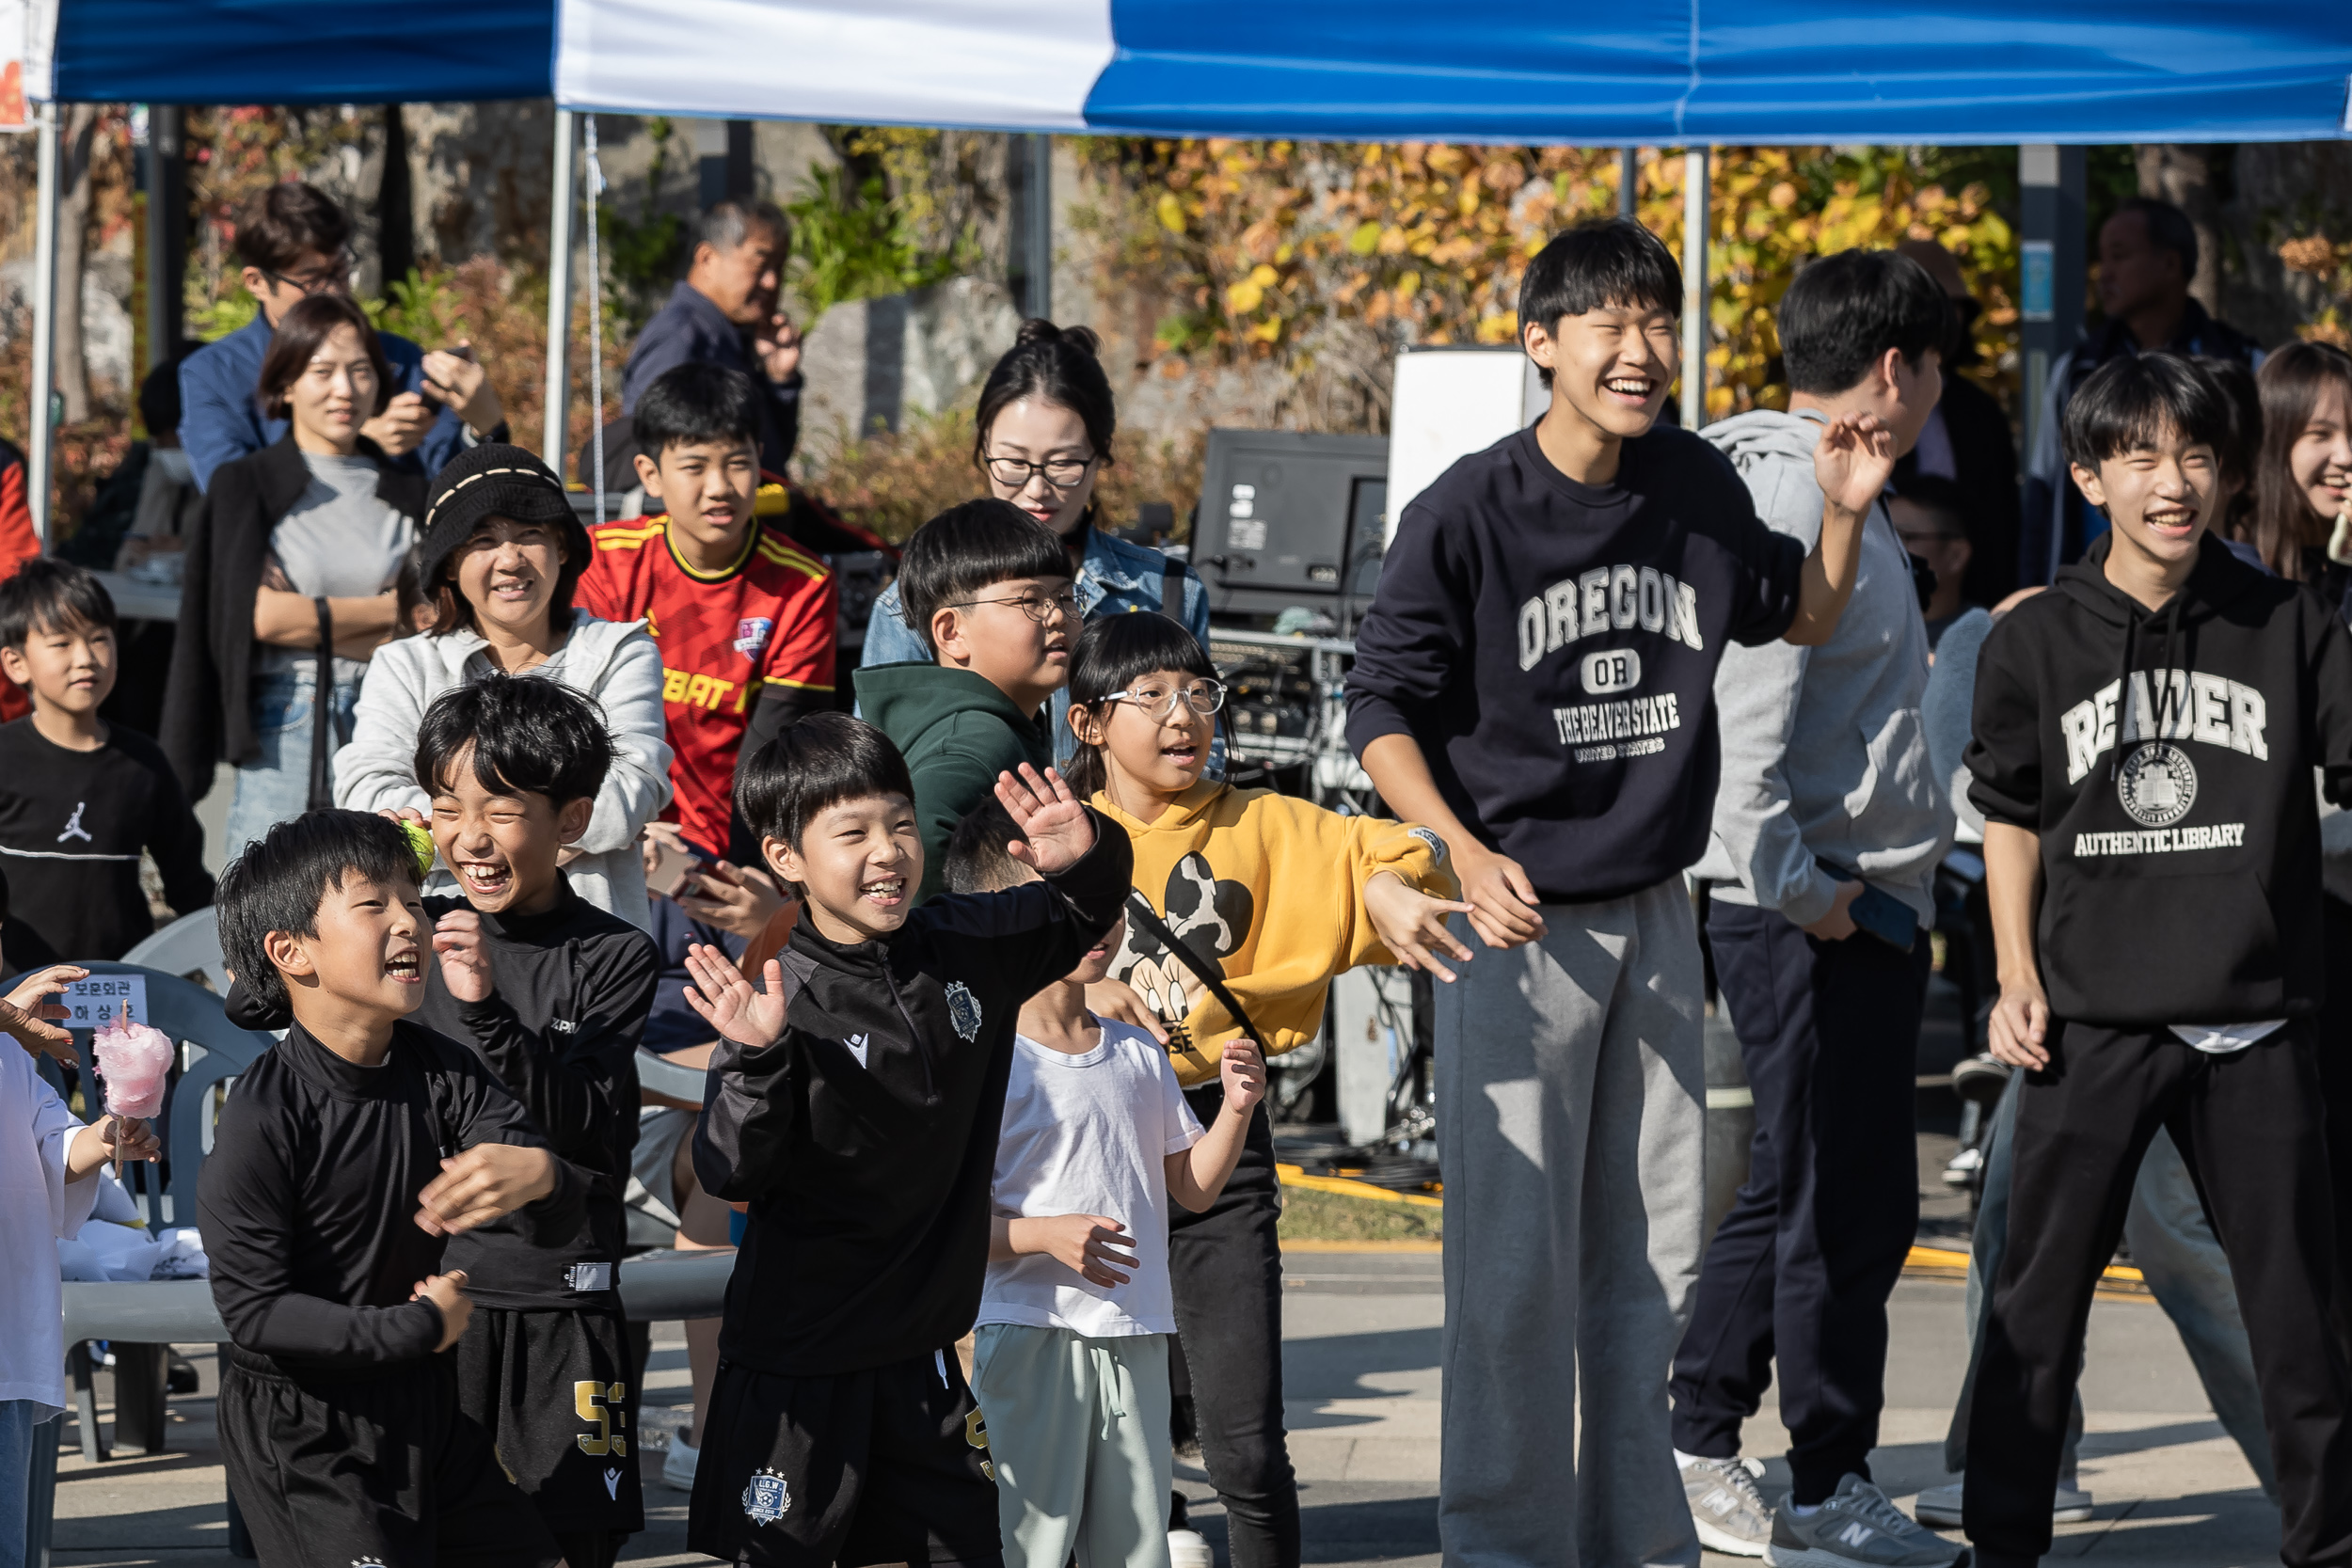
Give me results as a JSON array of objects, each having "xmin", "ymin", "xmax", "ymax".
[{"xmin": 971, "ymin": 1323, "xmax": 1174, "ymax": 1568}]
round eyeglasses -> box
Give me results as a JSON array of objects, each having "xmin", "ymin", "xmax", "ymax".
[
  {"xmin": 985, "ymin": 453, "xmax": 1095, "ymax": 489},
  {"xmin": 1100, "ymin": 679, "xmax": 1227, "ymax": 721},
  {"xmin": 946, "ymin": 590, "xmax": 1080, "ymax": 625}
]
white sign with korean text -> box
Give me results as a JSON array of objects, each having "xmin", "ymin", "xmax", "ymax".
[{"xmin": 63, "ymin": 974, "xmax": 149, "ymax": 1030}]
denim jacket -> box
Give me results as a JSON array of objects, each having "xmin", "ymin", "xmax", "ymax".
[{"xmin": 861, "ymin": 524, "xmax": 1214, "ymax": 762}]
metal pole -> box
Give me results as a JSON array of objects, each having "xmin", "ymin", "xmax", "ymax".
[
  {"xmin": 29, "ymin": 102, "xmax": 59, "ymax": 546},
  {"xmin": 1025, "ymin": 135, "xmax": 1053, "ymax": 322},
  {"xmin": 1680, "ymin": 146, "xmax": 1708, "ymax": 429},
  {"xmin": 2019, "ymin": 144, "xmax": 2087, "ymax": 467},
  {"xmin": 1619, "ymin": 147, "xmax": 1638, "ymax": 218},
  {"xmin": 144, "ymin": 104, "xmax": 183, "ymax": 375},
  {"xmin": 543, "ymin": 108, "xmax": 577, "ymax": 480}
]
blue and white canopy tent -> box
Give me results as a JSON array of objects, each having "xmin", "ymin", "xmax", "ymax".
[{"xmin": 18, "ymin": 0, "xmax": 2352, "ymax": 530}]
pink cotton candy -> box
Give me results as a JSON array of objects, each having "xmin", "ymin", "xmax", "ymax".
[{"xmin": 93, "ymin": 1015, "xmax": 174, "ymax": 1119}]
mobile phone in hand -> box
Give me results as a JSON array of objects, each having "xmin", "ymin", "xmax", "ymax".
[{"xmin": 650, "ymin": 840, "xmax": 708, "ymax": 900}]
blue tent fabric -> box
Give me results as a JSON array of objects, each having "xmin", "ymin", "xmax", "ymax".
[
  {"xmin": 1084, "ymin": 1, "xmax": 2352, "ymax": 143},
  {"xmin": 44, "ymin": 0, "xmax": 556, "ymax": 104}
]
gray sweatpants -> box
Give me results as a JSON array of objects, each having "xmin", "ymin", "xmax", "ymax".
[{"xmin": 1437, "ymin": 879, "xmax": 1708, "ymax": 1568}]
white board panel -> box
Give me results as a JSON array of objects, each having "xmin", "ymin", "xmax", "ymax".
[{"xmin": 1384, "ymin": 347, "xmax": 1549, "ymax": 542}]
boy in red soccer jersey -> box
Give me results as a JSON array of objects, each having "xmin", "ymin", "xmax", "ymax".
[{"xmin": 579, "ymin": 363, "xmax": 839, "ymax": 864}]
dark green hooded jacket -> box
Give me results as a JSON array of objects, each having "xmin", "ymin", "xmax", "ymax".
[{"xmin": 858, "ymin": 661, "xmax": 1055, "ymax": 903}]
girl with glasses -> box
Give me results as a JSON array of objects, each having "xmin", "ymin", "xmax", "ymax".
[
  {"xmin": 1046, "ymin": 610, "xmax": 1469, "ymax": 1568},
  {"xmin": 859, "ymin": 320, "xmax": 1214, "ymax": 761}
]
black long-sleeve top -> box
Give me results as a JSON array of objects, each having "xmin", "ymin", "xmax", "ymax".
[
  {"xmin": 693, "ymin": 810, "xmax": 1134, "ymax": 1375},
  {"xmin": 413, "ymin": 880, "xmax": 659, "ymax": 1312},
  {"xmin": 198, "ymin": 1020, "xmax": 582, "ymax": 1375},
  {"xmin": 0, "ymin": 718, "xmax": 212, "ymax": 965}
]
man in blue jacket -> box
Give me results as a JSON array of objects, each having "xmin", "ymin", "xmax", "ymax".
[
  {"xmin": 178, "ymin": 183, "xmax": 503, "ymax": 492},
  {"xmin": 618, "ymin": 200, "xmax": 802, "ymax": 483}
]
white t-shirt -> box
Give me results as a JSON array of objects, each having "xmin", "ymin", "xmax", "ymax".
[
  {"xmin": 3, "ymin": 1045, "xmax": 101, "ymax": 1418},
  {"xmin": 978, "ymin": 1020, "xmax": 1203, "ymax": 1338}
]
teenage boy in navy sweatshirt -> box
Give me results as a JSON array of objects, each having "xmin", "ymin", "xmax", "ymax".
[
  {"xmin": 679, "ymin": 715, "xmax": 1132, "ymax": 1568},
  {"xmin": 1962, "ymin": 354, "xmax": 2352, "ymax": 1568},
  {"xmin": 403, "ymin": 675, "xmax": 661, "ymax": 1568},
  {"xmin": 1347, "ymin": 216, "xmax": 1897, "ymax": 1567}
]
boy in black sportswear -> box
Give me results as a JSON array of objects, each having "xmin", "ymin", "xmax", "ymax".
[
  {"xmin": 1963, "ymin": 353, "xmax": 2352, "ymax": 1568},
  {"xmin": 680, "ymin": 713, "xmax": 1133, "ymax": 1568},
  {"xmin": 199, "ymin": 810, "xmax": 580, "ymax": 1568},
  {"xmin": 399, "ymin": 675, "xmax": 662, "ymax": 1568}
]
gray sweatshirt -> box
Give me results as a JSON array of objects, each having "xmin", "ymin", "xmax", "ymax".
[{"xmin": 1692, "ymin": 409, "xmax": 1948, "ymax": 926}]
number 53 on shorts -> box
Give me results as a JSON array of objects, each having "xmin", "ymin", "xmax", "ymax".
[{"xmin": 576, "ymin": 1380, "xmax": 628, "ymax": 1457}]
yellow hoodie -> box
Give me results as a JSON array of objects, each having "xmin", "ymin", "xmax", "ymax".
[{"xmin": 1093, "ymin": 779, "xmax": 1457, "ymax": 1086}]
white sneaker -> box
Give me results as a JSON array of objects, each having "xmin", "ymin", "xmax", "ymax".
[
  {"xmin": 1680, "ymin": 1453, "xmax": 1773, "ymax": 1556},
  {"xmin": 1914, "ymin": 1478, "xmax": 2091, "ymax": 1528},
  {"xmin": 661, "ymin": 1426, "xmax": 699, "ymax": 1491},
  {"xmin": 1168, "ymin": 1527, "xmax": 1215, "ymax": 1568}
]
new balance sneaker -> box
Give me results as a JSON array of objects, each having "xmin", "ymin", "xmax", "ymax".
[
  {"xmin": 1680, "ymin": 1452, "xmax": 1773, "ymax": 1556},
  {"xmin": 1914, "ymin": 1478, "xmax": 2091, "ymax": 1528},
  {"xmin": 661, "ymin": 1425, "xmax": 699, "ymax": 1491},
  {"xmin": 1764, "ymin": 1474, "xmax": 1962, "ymax": 1566}
]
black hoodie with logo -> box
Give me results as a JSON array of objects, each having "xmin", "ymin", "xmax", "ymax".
[
  {"xmin": 691, "ymin": 811, "xmax": 1134, "ymax": 1376},
  {"xmin": 1966, "ymin": 532, "xmax": 2352, "ymax": 1024}
]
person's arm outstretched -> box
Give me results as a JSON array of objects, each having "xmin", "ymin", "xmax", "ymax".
[
  {"xmin": 1358, "ymin": 736, "xmax": 1547, "ymax": 953},
  {"xmin": 1165, "ymin": 1040, "xmax": 1268, "ymax": 1212},
  {"xmin": 1779, "ymin": 411, "xmax": 1899, "ymax": 647}
]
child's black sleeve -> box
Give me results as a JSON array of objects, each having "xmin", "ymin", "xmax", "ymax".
[
  {"xmin": 453, "ymin": 930, "xmax": 658, "ymax": 1171},
  {"xmin": 917, "ymin": 805, "xmax": 1136, "ymax": 999},
  {"xmin": 437, "ymin": 1041, "xmax": 589, "ymax": 1249},
  {"xmin": 1964, "ymin": 613, "xmax": 2044, "ymax": 830},
  {"xmin": 199, "ymin": 1101, "xmax": 444, "ymax": 1367},
  {"xmin": 693, "ymin": 1033, "xmax": 803, "ymax": 1204},
  {"xmin": 2310, "ymin": 599, "xmax": 2352, "ymax": 807},
  {"xmin": 144, "ymin": 760, "xmax": 215, "ymax": 917}
]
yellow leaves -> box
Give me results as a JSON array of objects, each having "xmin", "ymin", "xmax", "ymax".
[
  {"xmin": 1155, "ymin": 192, "xmax": 1185, "ymax": 234},
  {"xmin": 1474, "ymin": 312, "xmax": 1519, "ymax": 345},
  {"xmin": 1768, "ymin": 182, "xmax": 1797, "ymax": 211},
  {"xmin": 1397, "ymin": 269, "xmax": 1422, "ymax": 298},
  {"xmin": 1348, "ymin": 220, "xmax": 1382, "ymax": 256}
]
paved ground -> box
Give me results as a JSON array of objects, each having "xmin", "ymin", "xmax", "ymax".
[{"xmin": 45, "ymin": 1245, "xmax": 2278, "ymax": 1568}]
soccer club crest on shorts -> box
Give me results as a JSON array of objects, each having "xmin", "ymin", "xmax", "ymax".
[
  {"xmin": 944, "ymin": 980, "xmax": 983, "ymax": 1041},
  {"xmin": 734, "ymin": 616, "xmax": 775, "ymax": 657},
  {"xmin": 742, "ymin": 1467, "xmax": 793, "ymax": 1525}
]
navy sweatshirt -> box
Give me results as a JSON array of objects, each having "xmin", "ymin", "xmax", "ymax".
[
  {"xmin": 693, "ymin": 811, "xmax": 1134, "ymax": 1376},
  {"xmin": 199, "ymin": 1020, "xmax": 583, "ymax": 1375},
  {"xmin": 415, "ymin": 879, "xmax": 660, "ymax": 1314},
  {"xmin": 1346, "ymin": 425, "xmax": 1805, "ymax": 904}
]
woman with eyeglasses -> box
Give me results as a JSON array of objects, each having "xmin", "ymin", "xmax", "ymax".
[
  {"xmin": 860, "ymin": 320, "xmax": 1212, "ymax": 759},
  {"xmin": 163, "ymin": 294, "xmax": 424, "ymax": 851},
  {"xmin": 1050, "ymin": 610, "xmax": 1470, "ymax": 1568}
]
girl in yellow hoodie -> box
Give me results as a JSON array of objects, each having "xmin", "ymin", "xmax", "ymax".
[{"xmin": 1062, "ymin": 610, "xmax": 1467, "ymax": 1567}]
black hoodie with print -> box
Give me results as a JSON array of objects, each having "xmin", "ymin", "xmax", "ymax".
[
  {"xmin": 692, "ymin": 810, "xmax": 1134, "ymax": 1376},
  {"xmin": 1967, "ymin": 532, "xmax": 2352, "ymax": 1024}
]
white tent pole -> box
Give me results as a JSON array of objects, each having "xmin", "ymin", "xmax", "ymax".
[
  {"xmin": 543, "ymin": 108, "xmax": 577, "ymax": 479},
  {"xmin": 1680, "ymin": 146, "xmax": 1708, "ymax": 430},
  {"xmin": 584, "ymin": 116, "xmax": 606, "ymax": 525},
  {"xmin": 28, "ymin": 101, "xmax": 58, "ymax": 546}
]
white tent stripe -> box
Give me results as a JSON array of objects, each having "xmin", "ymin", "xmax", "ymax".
[{"xmin": 553, "ymin": 0, "xmax": 1115, "ymax": 131}]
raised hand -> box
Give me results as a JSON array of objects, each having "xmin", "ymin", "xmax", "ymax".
[
  {"xmin": 431, "ymin": 910, "xmax": 495, "ymax": 1005},
  {"xmin": 751, "ymin": 311, "xmax": 803, "ymax": 384},
  {"xmin": 0, "ymin": 962, "xmax": 87, "ymax": 1061},
  {"xmin": 682, "ymin": 944, "xmax": 790, "ymax": 1047},
  {"xmin": 420, "ymin": 343, "xmax": 502, "ymax": 433},
  {"xmin": 1362, "ymin": 872, "xmax": 1478, "ymax": 982},
  {"xmin": 361, "ymin": 390, "xmax": 436, "ymax": 458},
  {"xmin": 993, "ymin": 764, "xmax": 1096, "ymax": 876},
  {"xmin": 1218, "ymin": 1040, "xmax": 1267, "ymax": 1115},
  {"xmin": 1813, "ymin": 410, "xmax": 1899, "ymax": 518}
]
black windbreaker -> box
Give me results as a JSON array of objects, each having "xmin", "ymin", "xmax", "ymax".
[
  {"xmin": 1967, "ymin": 532, "xmax": 2352, "ymax": 1024},
  {"xmin": 693, "ymin": 811, "xmax": 1134, "ymax": 1376}
]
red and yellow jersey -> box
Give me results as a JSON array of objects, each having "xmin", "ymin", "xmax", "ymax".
[{"xmin": 579, "ymin": 514, "xmax": 837, "ymax": 857}]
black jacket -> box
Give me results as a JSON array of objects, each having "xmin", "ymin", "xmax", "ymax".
[
  {"xmin": 414, "ymin": 881, "xmax": 660, "ymax": 1314},
  {"xmin": 160, "ymin": 435, "xmax": 426, "ymax": 797},
  {"xmin": 693, "ymin": 812, "xmax": 1134, "ymax": 1375},
  {"xmin": 1966, "ymin": 533, "xmax": 2352, "ymax": 1023},
  {"xmin": 198, "ymin": 1019, "xmax": 583, "ymax": 1376}
]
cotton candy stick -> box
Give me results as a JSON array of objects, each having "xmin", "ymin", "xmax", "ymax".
[{"xmin": 91, "ymin": 1007, "xmax": 172, "ymax": 1175}]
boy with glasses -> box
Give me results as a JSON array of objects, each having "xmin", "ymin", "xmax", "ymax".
[
  {"xmin": 178, "ymin": 182, "xmax": 505, "ymax": 491},
  {"xmin": 863, "ymin": 500, "xmax": 1077, "ymax": 904}
]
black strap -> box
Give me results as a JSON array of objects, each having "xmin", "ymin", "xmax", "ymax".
[
  {"xmin": 1161, "ymin": 560, "xmax": 1185, "ymax": 622},
  {"xmin": 1124, "ymin": 890, "xmax": 1263, "ymax": 1072},
  {"xmin": 307, "ymin": 596, "xmax": 335, "ymax": 811}
]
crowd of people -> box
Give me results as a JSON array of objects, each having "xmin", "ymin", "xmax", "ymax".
[{"xmin": 0, "ymin": 169, "xmax": 2345, "ymax": 1568}]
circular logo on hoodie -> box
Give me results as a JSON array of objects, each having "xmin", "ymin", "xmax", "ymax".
[{"xmin": 2117, "ymin": 741, "xmax": 2197, "ymax": 828}]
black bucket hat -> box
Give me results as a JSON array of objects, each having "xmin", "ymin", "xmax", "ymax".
[{"xmin": 418, "ymin": 443, "xmax": 591, "ymax": 590}]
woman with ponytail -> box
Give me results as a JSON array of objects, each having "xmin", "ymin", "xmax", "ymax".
[{"xmin": 861, "ymin": 320, "xmax": 1212, "ymax": 757}]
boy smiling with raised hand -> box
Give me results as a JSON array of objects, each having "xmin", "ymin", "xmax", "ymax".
[
  {"xmin": 860, "ymin": 499, "xmax": 1076, "ymax": 904},
  {"xmin": 677, "ymin": 713, "xmax": 1132, "ymax": 1568},
  {"xmin": 399, "ymin": 674, "xmax": 662, "ymax": 1568},
  {"xmin": 201, "ymin": 810, "xmax": 582, "ymax": 1568},
  {"xmin": 1345, "ymin": 215, "xmax": 1896, "ymax": 1565},
  {"xmin": 1962, "ymin": 353, "xmax": 2352, "ymax": 1568}
]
